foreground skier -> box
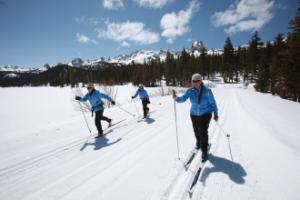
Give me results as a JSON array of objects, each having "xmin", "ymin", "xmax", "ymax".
[
  {"xmin": 75, "ymin": 84, "xmax": 116, "ymax": 138},
  {"xmin": 172, "ymin": 73, "xmax": 218, "ymax": 161},
  {"xmin": 132, "ymin": 84, "xmax": 150, "ymax": 118}
]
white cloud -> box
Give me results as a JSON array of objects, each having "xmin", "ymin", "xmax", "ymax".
[
  {"xmin": 75, "ymin": 32, "xmax": 98, "ymax": 45},
  {"xmin": 160, "ymin": 0, "xmax": 200, "ymax": 43},
  {"xmin": 75, "ymin": 16, "xmax": 101, "ymax": 26},
  {"xmin": 134, "ymin": 0, "xmax": 174, "ymax": 9},
  {"xmin": 121, "ymin": 41, "xmax": 130, "ymax": 47},
  {"xmin": 96, "ymin": 21, "xmax": 160, "ymax": 46},
  {"xmin": 211, "ymin": 0, "xmax": 275, "ymax": 34},
  {"xmin": 103, "ymin": 0, "xmax": 124, "ymax": 10}
]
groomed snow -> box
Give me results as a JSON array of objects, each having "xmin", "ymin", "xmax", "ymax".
[{"xmin": 0, "ymin": 84, "xmax": 299, "ymax": 200}]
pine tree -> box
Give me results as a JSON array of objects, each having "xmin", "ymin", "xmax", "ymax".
[
  {"xmin": 223, "ymin": 37, "xmax": 235, "ymax": 83},
  {"xmin": 270, "ymin": 33, "xmax": 285, "ymax": 95},
  {"xmin": 255, "ymin": 42, "xmax": 272, "ymax": 92},
  {"xmin": 199, "ymin": 46, "xmax": 208, "ymax": 79},
  {"xmin": 247, "ymin": 31, "xmax": 263, "ymax": 82},
  {"xmin": 179, "ymin": 49, "xmax": 190, "ymax": 85},
  {"xmin": 284, "ymin": 0, "xmax": 300, "ymax": 101}
]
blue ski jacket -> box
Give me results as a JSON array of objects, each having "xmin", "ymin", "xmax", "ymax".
[
  {"xmin": 176, "ymin": 86, "xmax": 218, "ymax": 117},
  {"xmin": 80, "ymin": 89, "xmax": 113, "ymax": 112},
  {"xmin": 133, "ymin": 88, "xmax": 149, "ymax": 101}
]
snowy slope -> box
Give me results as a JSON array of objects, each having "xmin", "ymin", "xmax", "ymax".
[
  {"xmin": 0, "ymin": 84, "xmax": 299, "ymax": 200},
  {"xmin": 0, "ymin": 65, "xmax": 46, "ymax": 73}
]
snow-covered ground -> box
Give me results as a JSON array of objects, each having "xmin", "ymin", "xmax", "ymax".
[{"xmin": 0, "ymin": 84, "xmax": 299, "ymax": 200}]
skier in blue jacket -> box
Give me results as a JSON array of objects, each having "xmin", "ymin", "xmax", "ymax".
[
  {"xmin": 75, "ymin": 84, "xmax": 116, "ymax": 138},
  {"xmin": 172, "ymin": 73, "xmax": 218, "ymax": 161},
  {"xmin": 132, "ymin": 84, "xmax": 150, "ymax": 118}
]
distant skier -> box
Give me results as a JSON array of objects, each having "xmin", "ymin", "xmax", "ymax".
[
  {"xmin": 75, "ymin": 84, "xmax": 116, "ymax": 138},
  {"xmin": 172, "ymin": 73, "xmax": 218, "ymax": 161},
  {"xmin": 132, "ymin": 84, "xmax": 150, "ymax": 118}
]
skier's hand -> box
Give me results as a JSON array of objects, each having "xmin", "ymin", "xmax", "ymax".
[
  {"xmin": 214, "ymin": 116, "xmax": 219, "ymax": 122},
  {"xmin": 131, "ymin": 96, "xmax": 134, "ymax": 99},
  {"xmin": 111, "ymin": 100, "xmax": 116, "ymax": 105},
  {"xmin": 75, "ymin": 96, "xmax": 81, "ymax": 101},
  {"xmin": 172, "ymin": 90, "xmax": 177, "ymax": 100}
]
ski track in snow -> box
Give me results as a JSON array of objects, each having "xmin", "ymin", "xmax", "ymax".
[{"xmin": 0, "ymin": 85, "xmax": 300, "ymax": 200}]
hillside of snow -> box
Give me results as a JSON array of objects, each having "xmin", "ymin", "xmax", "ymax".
[{"xmin": 0, "ymin": 84, "xmax": 299, "ymax": 200}]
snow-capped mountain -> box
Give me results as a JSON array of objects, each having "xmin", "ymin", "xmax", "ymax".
[
  {"xmin": 190, "ymin": 40, "xmax": 223, "ymax": 57},
  {"xmin": 3, "ymin": 73, "xmax": 19, "ymax": 78},
  {"xmin": 85, "ymin": 50, "xmax": 179, "ymax": 66},
  {"xmin": 86, "ymin": 41, "xmax": 223, "ymax": 66},
  {"xmin": 0, "ymin": 65, "xmax": 47, "ymax": 73},
  {"xmin": 192, "ymin": 40, "xmax": 204, "ymax": 52},
  {"xmin": 0, "ymin": 65, "xmax": 34, "ymax": 72},
  {"xmin": 207, "ymin": 49, "xmax": 224, "ymax": 55},
  {"xmin": 0, "ymin": 41, "xmax": 224, "ymax": 73},
  {"xmin": 108, "ymin": 50, "xmax": 167, "ymax": 65}
]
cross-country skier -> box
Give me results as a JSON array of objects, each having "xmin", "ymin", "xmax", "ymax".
[
  {"xmin": 132, "ymin": 84, "xmax": 150, "ymax": 118},
  {"xmin": 75, "ymin": 84, "xmax": 116, "ymax": 138},
  {"xmin": 172, "ymin": 73, "xmax": 218, "ymax": 161}
]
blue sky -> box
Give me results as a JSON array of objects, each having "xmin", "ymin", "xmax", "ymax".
[{"xmin": 0, "ymin": 0, "xmax": 297, "ymax": 67}]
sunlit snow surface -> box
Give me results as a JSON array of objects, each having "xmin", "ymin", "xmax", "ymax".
[{"xmin": 0, "ymin": 84, "xmax": 299, "ymax": 200}]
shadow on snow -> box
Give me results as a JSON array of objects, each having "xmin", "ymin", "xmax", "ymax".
[
  {"xmin": 80, "ymin": 135, "xmax": 121, "ymax": 151},
  {"xmin": 200, "ymin": 154, "xmax": 247, "ymax": 185}
]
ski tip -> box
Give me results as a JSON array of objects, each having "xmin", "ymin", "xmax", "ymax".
[{"xmin": 188, "ymin": 190, "xmax": 194, "ymax": 198}]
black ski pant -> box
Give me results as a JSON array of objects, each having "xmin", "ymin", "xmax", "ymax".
[
  {"xmin": 95, "ymin": 109, "xmax": 111, "ymax": 134},
  {"xmin": 190, "ymin": 113, "xmax": 212, "ymax": 153},
  {"xmin": 142, "ymin": 100, "xmax": 149, "ymax": 117}
]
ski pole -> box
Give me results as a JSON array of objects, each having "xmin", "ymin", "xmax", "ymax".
[
  {"xmin": 216, "ymin": 122, "xmax": 234, "ymax": 162},
  {"xmin": 173, "ymin": 100, "xmax": 181, "ymax": 160},
  {"xmin": 78, "ymin": 101, "xmax": 92, "ymax": 135},
  {"xmin": 132, "ymin": 99, "xmax": 140, "ymax": 117},
  {"xmin": 128, "ymin": 87, "xmax": 140, "ymax": 116},
  {"xmin": 115, "ymin": 104, "xmax": 136, "ymax": 117}
]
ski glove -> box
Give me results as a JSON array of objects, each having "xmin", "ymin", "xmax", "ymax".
[
  {"xmin": 75, "ymin": 96, "xmax": 82, "ymax": 101},
  {"xmin": 111, "ymin": 101, "xmax": 116, "ymax": 105},
  {"xmin": 214, "ymin": 116, "xmax": 219, "ymax": 122},
  {"xmin": 131, "ymin": 96, "xmax": 134, "ymax": 99}
]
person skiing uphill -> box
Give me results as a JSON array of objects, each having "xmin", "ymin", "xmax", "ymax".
[
  {"xmin": 75, "ymin": 84, "xmax": 116, "ymax": 138},
  {"xmin": 132, "ymin": 84, "xmax": 150, "ymax": 118},
  {"xmin": 172, "ymin": 73, "xmax": 218, "ymax": 161}
]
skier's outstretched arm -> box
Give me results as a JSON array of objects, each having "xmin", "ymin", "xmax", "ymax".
[
  {"xmin": 173, "ymin": 89, "xmax": 190, "ymax": 103},
  {"xmin": 99, "ymin": 92, "xmax": 115, "ymax": 104},
  {"xmin": 132, "ymin": 90, "xmax": 139, "ymax": 99},
  {"xmin": 75, "ymin": 94, "xmax": 89, "ymax": 102}
]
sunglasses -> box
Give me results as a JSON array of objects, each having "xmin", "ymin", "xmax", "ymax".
[{"xmin": 192, "ymin": 80, "xmax": 201, "ymax": 83}]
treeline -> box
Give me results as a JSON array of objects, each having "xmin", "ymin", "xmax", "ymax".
[{"xmin": 255, "ymin": 1, "xmax": 300, "ymax": 102}]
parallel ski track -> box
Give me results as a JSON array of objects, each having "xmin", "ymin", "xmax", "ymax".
[
  {"xmin": 22, "ymin": 108, "xmax": 172, "ymax": 199},
  {"xmin": 0, "ymin": 103, "xmax": 170, "ymax": 199},
  {"xmin": 0, "ymin": 105, "xmax": 165, "ymax": 179}
]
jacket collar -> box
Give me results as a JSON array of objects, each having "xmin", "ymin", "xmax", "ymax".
[{"xmin": 88, "ymin": 89, "xmax": 96, "ymax": 95}]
